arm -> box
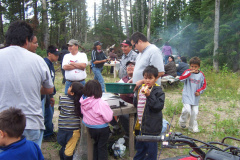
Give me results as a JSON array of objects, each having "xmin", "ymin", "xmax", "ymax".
[
  {"xmin": 196, "ymin": 72, "xmax": 207, "ymax": 94},
  {"xmin": 93, "ymin": 59, "xmax": 108, "ymax": 64},
  {"xmin": 41, "ymin": 86, "xmax": 54, "ymax": 95},
  {"xmin": 179, "ymin": 69, "xmax": 191, "ymax": 81},
  {"xmin": 100, "ymin": 101, "xmax": 113, "ymax": 123},
  {"xmin": 70, "ymin": 62, "xmax": 87, "ymax": 70},
  {"xmin": 146, "ymin": 88, "xmax": 165, "ymax": 112}
]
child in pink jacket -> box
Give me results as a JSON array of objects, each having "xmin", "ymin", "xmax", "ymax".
[{"xmin": 80, "ymin": 80, "xmax": 113, "ymax": 160}]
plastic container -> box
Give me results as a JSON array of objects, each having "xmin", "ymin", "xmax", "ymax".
[{"xmin": 105, "ymin": 83, "xmax": 136, "ymax": 94}]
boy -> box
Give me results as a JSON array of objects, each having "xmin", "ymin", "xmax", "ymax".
[
  {"xmin": 43, "ymin": 45, "xmax": 60, "ymax": 142},
  {"xmin": 133, "ymin": 65, "xmax": 165, "ymax": 160},
  {"xmin": 0, "ymin": 107, "xmax": 44, "ymax": 160},
  {"xmin": 179, "ymin": 56, "xmax": 206, "ymax": 133}
]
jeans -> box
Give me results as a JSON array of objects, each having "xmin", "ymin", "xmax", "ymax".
[
  {"xmin": 23, "ymin": 129, "xmax": 44, "ymax": 148},
  {"xmin": 44, "ymin": 95, "xmax": 54, "ymax": 138},
  {"xmin": 134, "ymin": 136, "xmax": 158, "ymax": 160},
  {"xmin": 177, "ymin": 72, "xmax": 182, "ymax": 76},
  {"xmin": 92, "ymin": 67, "xmax": 105, "ymax": 92},
  {"xmin": 88, "ymin": 127, "xmax": 109, "ymax": 160},
  {"xmin": 65, "ymin": 80, "xmax": 86, "ymax": 95},
  {"xmin": 164, "ymin": 55, "xmax": 170, "ymax": 64}
]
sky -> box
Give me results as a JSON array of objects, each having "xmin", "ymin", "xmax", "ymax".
[{"xmin": 86, "ymin": 0, "xmax": 101, "ymax": 26}]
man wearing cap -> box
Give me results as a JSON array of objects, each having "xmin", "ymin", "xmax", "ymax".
[
  {"xmin": 119, "ymin": 40, "xmax": 138, "ymax": 79},
  {"xmin": 62, "ymin": 39, "xmax": 88, "ymax": 94},
  {"xmin": 43, "ymin": 45, "xmax": 60, "ymax": 142},
  {"xmin": 91, "ymin": 41, "xmax": 109, "ymax": 92},
  {"xmin": 130, "ymin": 32, "xmax": 164, "ymax": 86}
]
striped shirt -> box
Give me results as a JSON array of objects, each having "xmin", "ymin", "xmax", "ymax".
[
  {"xmin": 58, "ymin": 95, "xmax": 81, "ymax": 130},
  {"xmin": 137, "ymin": 89, "xmax": 147, "ymax": 124}
]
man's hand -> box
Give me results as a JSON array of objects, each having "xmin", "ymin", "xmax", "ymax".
[
  {"xmin": 195, "ymin": 92, "xmax": 200, "ymax": 96},
  {"xmin": 50, "ymin": 97, "xmax": 55, "ymax": 107},
  {"xmin": 134, "ymin": 79, "xmax": 144, "ymax": 91}
]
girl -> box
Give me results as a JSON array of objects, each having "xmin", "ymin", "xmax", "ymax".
[
  {"xmin": 57, "ymin": 82, "xmax": 84, "ymax": 160},
  {"xmin": 80, "ymin": 80, "xmax": 113, "ymax": 160}
]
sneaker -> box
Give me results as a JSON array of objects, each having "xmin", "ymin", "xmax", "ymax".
[
  {"xmin": 189, "ymin": 128, "xmax": 199, "ymax": 133},
  {"xmin": 180, "ymin": 125, "xmax": 186, "ymax": 129},
  {"xmin": 43, "ymin": 134, "xmax": 57, "ymax": 142}
]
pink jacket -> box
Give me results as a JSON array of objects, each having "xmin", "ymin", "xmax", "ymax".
[{"xmin": 80, "ymin": 96, "xmax": 113, "ymax": 125}]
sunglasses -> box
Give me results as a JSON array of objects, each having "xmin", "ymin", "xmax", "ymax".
[{"xmin": 132, "ymin": 40, "xmax": 138, "ymax": 49}]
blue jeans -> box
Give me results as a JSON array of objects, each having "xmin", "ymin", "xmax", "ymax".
[
  {"xmin": 44, "ymin": 96, "xmax": 54, "ymax": 138},
  {"xmin": 177, "ymin": 72, "xmax": 182, "ymax": 76},
  {"xmin": 134, "ymin": 134, "xmax": 158, "ymax": 160},
  {"xmin": 65, "ymin": 80, "xmax": 86, "ymax": 95},
  {"xmin": 92, "ymin": 67, "xmax": 105, "ymax": 92},
  {"xmin": 164, "ymin": 55, "xmax": 170, "ymax": 64},
  {"xmin": 23, "ymin": 129, "xmax": 44, "ymax": 148}
]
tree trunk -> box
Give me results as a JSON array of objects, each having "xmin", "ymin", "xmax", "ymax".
[
  {"xmin": 135, "ymin": 0, "xmax": 139, "ymax": 31},
  {"xmin": 94, "ymin": 2, "xmax": 96, "ymax": 29},
  {"xmin": 147, "ymin": 0, "xmax": 151, "ymax": 41},
  {"xmin": 141, "ymin": 0, "xmax": 144, "ymax": 31},
  {"xmin": 0, "ymin": 1, "xmax": 4, "ymax": 43},
  {"xmin": 130, "ymin": 0, "xmax": 134, "ymax": 34},
  {"xmin": 213, "ymin": 0, "xmax": 220, "ymax": 72},
  {"xmin": 123, "ymin": 0, "xmax": 129, "ymax": 38},
  {"xmin": 164, "ymin": 0, "xmax": 167, "ymax": 27},
  {"xmin": 42, "ymin": 0, "xmax": 49, "ymax": 50}
]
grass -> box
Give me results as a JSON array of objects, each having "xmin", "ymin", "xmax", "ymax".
[{"xmin": 45, "ymin": 63, "xmax": 240, "ymax": 159}]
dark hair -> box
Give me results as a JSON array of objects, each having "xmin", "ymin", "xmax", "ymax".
[
  {"xmin": 83, "ymin": 80, "xmax": 102, "ymax": 98},
  {"xmin": 165, "ymin": 42, "xmax": 169, "ymax": 46},
  {"xmin": 110, "ymin": 48, "xmax": 114, "ymax": 52},
  {"xmin": 169, "ymin": 55, "xmax": 175, "ymax": 62},
  {"xmin": 47, "ymin": 45, "xmax": 56, "ymax": 56},
  {"xmin": 0, "ymin": 107, "xmax": 26, "ymax": 138},
  {"xmin": 181, "ymin": 57, "xmax": 187, "ymax": 63},
  {"xmin": 189, "ymin": 56, "xmax": 201, "ymax": 66},
  {"xmin": 130, "ymin": 32, "xmax": 148, "ymax": 43},
  {"xmin": 5, "ymin": 20, "xmax": 33, "ymax": 47},
  {"xmin": 61, "ymin": 45, "xmax": 68, "ymax": 50},
  {"xmin": 70, "ymin": 82, "xmax": 84, "ymax": 117},
  {"xmin": 143, "ymin": 65, "xmax": 158, "ymax": 78}
]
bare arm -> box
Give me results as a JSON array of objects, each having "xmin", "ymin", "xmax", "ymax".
[
  {"xmin": 93, "ymin": 59, "xmax": 108, "ymax": 64},
  {"xmin": 63, "ymin": 62, "xmax": 87, "ymax": 71},
  {"xmin": 41, "ymin": 86, "xmax": 54, "ymax": 95},
  {"xmin": 158, "ymin": 72, "xmax": 165, "ymax": 78}
]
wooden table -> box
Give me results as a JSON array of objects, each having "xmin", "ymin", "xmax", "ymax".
[{"xmin": 86, "ymin": 104, "xmax": 137, "ymax": 160}]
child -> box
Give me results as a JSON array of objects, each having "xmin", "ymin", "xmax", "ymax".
[
  {"xmin": 57, "ymin": 82, "xmax": 84, "ymax": 160},
  {"xmin": 0, "ymin": 107, "xmax": 44, "ymax": 160},
  {"xmin": 179, "ymin": 56, "xmax": 206, "ymax": 133},
  {"xmin": 80, "ymin": 80, "xmax": 113, "ymax": 160},
  {"xmin": 133, "ymin": 65, "xmax": 165, "ymax": 160}
]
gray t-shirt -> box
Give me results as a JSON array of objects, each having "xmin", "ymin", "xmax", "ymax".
[
  {"xmin": 119, "ymin": 50, "xmax": 138, "ymax": 79},
  {"xmin": 132, "ymin": 44, "xmax": 164, "ymax": 85},
  {"xmin": 0, "ymin": 46, "xmax": 53, "ymax": 130}
]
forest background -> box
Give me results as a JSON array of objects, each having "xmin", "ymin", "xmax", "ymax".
[{"xmin": 0, "ymin": 0, "xmax": 240, "ymax": 72}]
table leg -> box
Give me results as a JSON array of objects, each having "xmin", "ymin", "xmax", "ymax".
[
  {"xmin": 87, "ymin": 127, "xmax": 93, "ymax": 160},
  {"xmin": 129, "ymin": 113, "xmax": 135, "ymax": 159},
  {"xmin": 113, "ymin": 64, "xmax": 116, "ymax": 78}
]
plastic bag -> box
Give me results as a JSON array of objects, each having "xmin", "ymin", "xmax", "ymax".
[{"xmin": 112, "ymin": 138, "xmax": 126, "ymax": 158}]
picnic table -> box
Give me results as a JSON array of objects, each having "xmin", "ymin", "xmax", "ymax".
[
  {"xmin": 161, "ymin": 76, "xmax": 180, "ymax": 90},
  {"xmin": 74, "ymin": 103, "xmax": 137, "ymax": 160}
]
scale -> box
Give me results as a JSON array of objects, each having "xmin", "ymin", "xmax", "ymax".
[{"xmin": 102, "ymin": 92, "xmax": 127, "ymax": 109}]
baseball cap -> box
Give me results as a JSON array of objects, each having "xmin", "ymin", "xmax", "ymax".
[
  {"xmin": 126, "ymin": 60, "xmax": 135, "ymax": 67},
  {"xmin": 94, "ymin": 41, "xmax": 102, "ymax": 47},
  {"xmin": 47, "ymin": 46, "xmax": 60, "ymax": 56},
  {"xmin": 121, "ymin": 40, "xmax": 132, "ymax": 46},
  {"xmin": 67, "ymin": 39, "xmax": 79, "ymax": 46}
]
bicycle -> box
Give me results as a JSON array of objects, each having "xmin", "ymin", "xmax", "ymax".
[{"xmin": 136, "ymin": 132, "xmax": 240, "ymax": 160}]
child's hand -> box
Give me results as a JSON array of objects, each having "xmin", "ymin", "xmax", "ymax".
[
  {"xmin": 195, "ymin": 92, "xmax": 200, "ymax": 96},
  {"xmin": 141, "ymin": 86, "xmax": 150, "ymax": 96}
]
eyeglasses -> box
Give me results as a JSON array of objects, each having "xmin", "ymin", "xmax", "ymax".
[
  {"xmin": 132, "ymin": 41, "xmax": 138, "ymax": 49},
  {"xmin": 127, "ymin": 64, "xmax": 135, "ymax": 67}
]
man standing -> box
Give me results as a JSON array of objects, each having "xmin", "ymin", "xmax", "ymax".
[
  {"xmin": 130, "ymin": 32, "xmax": 165, "ymax": 86},
  {"xmin": 0, "ymin": 20, "xmax": 54, "ymax": 147},
  {"xmin": 119, "ymin": 40, "xmax": 138, "ymax": 79},
  {"xmin": 43, "ymin": 45, "xmax": 60, "ymax": 142},
  {"xmin": 62, "ymin": 39, "xmax": 88, "ymax": 94}
]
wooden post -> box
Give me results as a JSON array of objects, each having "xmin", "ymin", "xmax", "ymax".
[{"xmin": 129, "ymin": 113, "xmax": 135, "ymax": 159}]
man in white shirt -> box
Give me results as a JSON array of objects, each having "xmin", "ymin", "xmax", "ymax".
[{"xmin": 62, "ymin": 39, "xmax": 88, "ymax": 94}]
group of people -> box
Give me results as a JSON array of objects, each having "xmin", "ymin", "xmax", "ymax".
[{"xmin": 0, "ymin": 20, "xmax": 207, "ymax": 160}]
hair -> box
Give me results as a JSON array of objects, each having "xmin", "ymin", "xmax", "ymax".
[
  {"xmin": 5, "ymin": 20, "xmax": 33, "ymax": 47},
  {"xmin": 83, "ymin": 80, "xmax": 102, "ymax": 98},
  {"xmin": 61, "ymin": 45, "xmax": 68, "ymax": 50},
  {"xmin": 130, "ymin": 32, "xmax": 148, "ymax": 43},
  {"xmin": 165, "ymin": 42, "xmax": 169, "ymax": 46},
  {"xmin": 181, "ymin": 57, "xmax": 187, "ymax": 63},
  {"xmin": 169, "ymin": 55, "xmax": 175, "ymax": 62},
  {"xmin": 110, "ymin": 48, "xmax": 114, "ymax": 52},
  {"xmin": 0, "ymin": 107, "xmax": 26, "ymax": 138},
  {"xmin": 189, "ymin": 56, "xmax": 201, "ymax": 66},
  {"xmin": 143, "ymin": 65, "xmax": 158, "ymax": 78},
  {"xmin": 69, "ymin": 82, "xmax": 84, "ymax": 117},
  {"xmin": 47, "ymin": 45, "xmax": 56, "ymax": 56}
]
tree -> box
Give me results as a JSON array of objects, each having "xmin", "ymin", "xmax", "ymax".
[
  {"xmin": 147, "ymin": 0, "xmax": 152, "ymax": 40},
  {"xmin": 123, "ymin": 0, "xmax": 129, "ymax": 38},
  {"xmin": 213, "ymin": 0, "xmax": 220, "ymax": 72},
  {"xmin": 0, "ymin": 1, "xmax": 4, "ymax": 43},
  {"xmin": 41, "ymin": 0, "xmax": 49, "ymax": 50}
]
